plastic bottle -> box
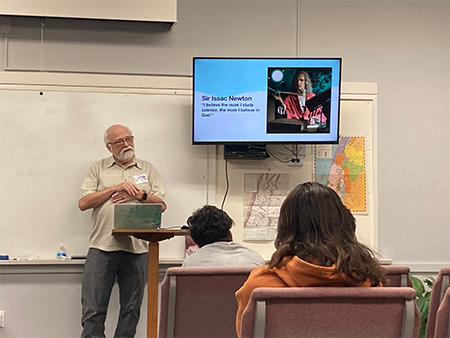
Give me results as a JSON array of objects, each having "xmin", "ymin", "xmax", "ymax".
[{"xmin": 57, "ymin": 244, "xmax": 67, "ymax": 260}]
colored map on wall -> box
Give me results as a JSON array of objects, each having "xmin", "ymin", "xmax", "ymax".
[{"xmin": 314, "ymin": 136, "xmax": 367, "ymax": 213}]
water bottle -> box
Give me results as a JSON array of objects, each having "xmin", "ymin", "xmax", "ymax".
[{"xmin": 57, "ymin": 244, "xmax": 67, "ymax": 260}]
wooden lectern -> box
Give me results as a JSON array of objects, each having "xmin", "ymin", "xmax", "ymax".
[{"xmin": 112, "ymin": 228, "xmax": 190, "ymax": 338}]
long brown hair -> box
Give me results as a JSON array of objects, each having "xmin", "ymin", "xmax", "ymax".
[
  {"xmin": 269, "ymin": 182, "xmax": 385, "ymax": 286},
  {"xmin": 291, "ymin": 70, "xmax": 313, "ymax": 93}
]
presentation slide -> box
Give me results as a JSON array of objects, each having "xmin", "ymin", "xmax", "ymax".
[{"xmin": 193, "ymin": 58, "xmax": 341, "ymax": 144}]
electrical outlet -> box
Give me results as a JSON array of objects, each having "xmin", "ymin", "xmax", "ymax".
[
  {"xmin": 287, "ymin": 158, "xmax": 303, "ymax": 167},
  {"xmin": 0, "ymin": 310, "xmax": 4, "ymax": 328}
]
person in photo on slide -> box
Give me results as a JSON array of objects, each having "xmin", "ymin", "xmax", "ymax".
[
  {"xmin": 274, "ymin": 70, "xmax": 326, "ymax": 127},
  {"xmin": 78, "ymin": 124, "xmax": 166, "ymax": 338}
]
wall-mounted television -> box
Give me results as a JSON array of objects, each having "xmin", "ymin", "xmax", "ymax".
[{"xmin": 192, "ymin": 57, "xmax": 341, "ymax": 144}]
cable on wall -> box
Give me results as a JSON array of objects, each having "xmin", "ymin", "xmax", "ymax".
[
  {"xmin": 0, "ymin": 17, "xmax": 12, "ymax": 70},
  {"xmin": 220, "ymin": 155, "xmax": 230, "ymax": 210},
  {"xmin": 39, "ymin": 18, "xmax": 45, "ymax": 95}
]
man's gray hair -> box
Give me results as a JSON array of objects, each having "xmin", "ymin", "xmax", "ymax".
[{"xmin": 104, "ymin": 125, "xmax": 133, "ymax": 144}]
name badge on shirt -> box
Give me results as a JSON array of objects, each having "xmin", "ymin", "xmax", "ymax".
[{"xmin": 133, "ymin": 174, "xmax": 148, "ymax": 184}]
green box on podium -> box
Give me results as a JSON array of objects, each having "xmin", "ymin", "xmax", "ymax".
[{"xmin": 114, "ymin": 203, "xmax": 162, "ymax": 229}]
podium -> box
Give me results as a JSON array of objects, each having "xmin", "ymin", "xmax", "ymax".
[{"xmin": 112, "ymin": 228, "xmax": 190, "ymax": 338}]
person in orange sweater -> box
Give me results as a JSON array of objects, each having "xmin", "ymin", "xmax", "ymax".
[{"xmin": 235, "ymin": 182, "xmax": 386, "ymax": 336}]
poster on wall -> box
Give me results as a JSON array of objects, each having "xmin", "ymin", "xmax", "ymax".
[
  {"xmin": 314, "ymin": 136, "xmax": 368, "ymax": 214},
  {"xmin": 243, "ymin": 173, "xmax": 290, "ymax": 240}
]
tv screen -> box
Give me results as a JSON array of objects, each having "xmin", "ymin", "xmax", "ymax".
[{"xmin": 192, "ymin": 57, "xmax": 341, "ymax": 144}]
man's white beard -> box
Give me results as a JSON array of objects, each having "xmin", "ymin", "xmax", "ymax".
[{"xmin": 117, "ymin": 146, "xmax": 135, "ymax": 163}]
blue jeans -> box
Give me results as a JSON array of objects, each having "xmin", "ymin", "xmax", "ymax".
[{"xmin": 81, "ymin": 248, "xmax": 148, "ymax": 338}]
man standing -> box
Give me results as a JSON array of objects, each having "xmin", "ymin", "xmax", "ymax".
[{"xmin": 78, "ymin": 124, "xmax": 166, "ymax": 338}]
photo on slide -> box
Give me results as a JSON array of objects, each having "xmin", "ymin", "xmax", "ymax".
[{"xmin": 267, "ymin": 67, "xmax": 332, "ymax": 134}]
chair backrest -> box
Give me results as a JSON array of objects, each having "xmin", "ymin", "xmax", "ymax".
[
  {"xmin": 427, "ymin": 267, "xmax": 450, "ymax": 338},
  {"xmin": 240, "ymin": 287, "xmax": 420, "ymax": 338},
  {"xmin": 382, "ymin": 265, "xmax": 412, "ymax": 287},
  {"xmin": 434, "ymin": 287, "xmax": 450, "ymax": 338},
  {"xmin": 158, "ymin": 266, "xmax": 254, "ymax": 338}
]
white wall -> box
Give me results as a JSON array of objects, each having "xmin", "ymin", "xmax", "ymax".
[
  {"xmin": 1, "ymin": 0, "xmax": 448, "ymax": 270},
  {"xmin": 297, "ymin": 0, "xmax": 450, "ymax": 272}
]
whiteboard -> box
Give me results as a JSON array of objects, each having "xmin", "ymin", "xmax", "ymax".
[{"xmin": 0, "ymin": 89, "xmax": 208, "ymax": 259}]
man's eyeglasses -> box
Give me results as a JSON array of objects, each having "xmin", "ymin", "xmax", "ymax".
[{"xmin": 108, "ymin": 136, "xmax": 134, "ymax": 147}]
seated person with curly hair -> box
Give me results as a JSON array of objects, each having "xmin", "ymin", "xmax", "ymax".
[{"xmin": 182, "ymin": 205, "xmax": 266, "ymax": 267}]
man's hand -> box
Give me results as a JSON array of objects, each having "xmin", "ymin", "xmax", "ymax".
[
  {"xmin": 111, "ymin": 191, "xmax": 135, "ymax": 204},
  {"xmin": 114, "ymin": 182, "xmax": 139, "ymax": 196},
  {"xmin": 78, "ymin": 182, "xmax": 140, "ymax": 210}
]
